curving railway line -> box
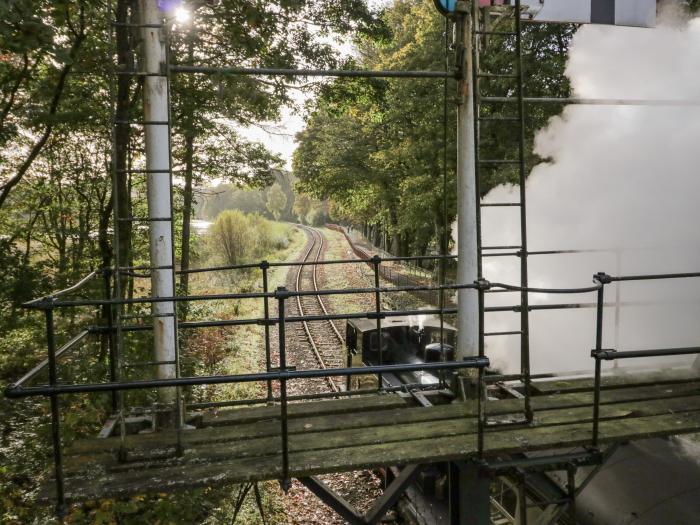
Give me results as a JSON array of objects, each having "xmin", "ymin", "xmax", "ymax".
[{"xmin": 286, "ymin": 225, "xmax": 347, "ymax": 394}]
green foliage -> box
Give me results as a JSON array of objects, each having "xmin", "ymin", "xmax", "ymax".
[
  {"xmin": 265, "ymin": 182, "xmax": 287, "ymax": 220},
  {"xmin": 294, "ymin": 0, "xmax": 574, "ymax": 257},
  {"xmin": 209, "ymin": 210, "xmax": 290, "ymax": 266}
]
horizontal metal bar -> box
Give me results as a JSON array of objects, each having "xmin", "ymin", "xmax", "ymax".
[
  {"xmin": 480, "ymin": 202, "xmax": 521, "ymax": 207},
  {"xmin": 477, "ymin": 73, "xmax": 517, "ymax": 79},
  {"xmin": 117, "ymin": 217, "xmax": 172, "ymax": 222},
  {"xmin": 4, "ymin": 359, "xmax": 489, "ymax": 398},
  {"xmin": 170, "ymin": 64, "xmax": 456, "ymax": 79},
  {"xmin": 482, "ymin": 245, "xmax": 521, "ymax": 250},
  {"xmin": 122, "ymin": 360, "xmax": 177, "ymax": 368},
  {"xmin": 114, "ymin": 120, "xmax": 170, "ymax": 126},
  {"xmin": 595, "ymin": 346, "xmax": 700, "ymax": 361},
  {"xmin": 479, "ymin": 159, "xmax": 520, "ymax": 164},
  {"xmin": 485, "ymin": 373, "xmax": 556, "ymax": 383},
  {"xmin": 610, "ymin": 271, "xmax": 700, "ymax": 282},
  {"xmin": 114, "ymin": 71, "xmax": 167, "ymax": 77},
  {"xmin": 110, "ymin": 22, "xmax": 163, "ymax": 28},
  {"xmin": 187, "ymin": 382, "xmax": 438, "ymax": 410},
  {"xmin": 115, "ymin": 169, "xmax": 170, "ymax": 173},
  {"xmin": 481, "ymin": 96, "xmax": 700, "ymax": 106},
  {"xmin": 12, "ymin": 330, "xmax": 90, "ymax": 387},
  {"xmin": 484, "ymin": 331, "xmax": 522, "ymax": 337}
]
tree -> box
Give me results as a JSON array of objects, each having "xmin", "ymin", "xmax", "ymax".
[
  {"xmin": 294, "ymin": 0, "xmax": 574, "ymax": 256},
  {"xmin": 266, "ymin": 182, "xmax": 287, "ymax": 221}
]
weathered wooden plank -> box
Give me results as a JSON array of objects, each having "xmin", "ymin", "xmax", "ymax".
[
  {"xmin": 531, "ymin": 370, "xmax": 699, "ymax": 394},
  {"xmin": 67, "ymin": 379, "xmax": 700, "ymax": 459},
  {"xmin": 68, "ymin": 402, "xmax": 468, "ymax": 457},
  {"xmin": 199, "ymin": 393, "xmax": 408, "ymax": 427},
  {"xmin": 63, "ymin": 394, "xmax": 700, "ymax": 479},
  {"xmin": 48, "ymin": 408, "xmax": 700, "ymax": 502}
]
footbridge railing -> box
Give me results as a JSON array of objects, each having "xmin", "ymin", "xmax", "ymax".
[{"xmin": 5, "ymin": 258, "xmax": 700, "ymax": 515}]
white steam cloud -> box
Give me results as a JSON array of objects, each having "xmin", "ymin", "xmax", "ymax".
[{"xmin": 481, "ymin": 11, "xmax": 700, "ymax": 374}]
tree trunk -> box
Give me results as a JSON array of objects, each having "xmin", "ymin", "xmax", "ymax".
[
  {"xmin": 114, "ymin": 0, "xmax": 133, "ymax": 299},
  {"xmin": 180, "ymin": 133, "xmax": 194, "ymax": 320}
]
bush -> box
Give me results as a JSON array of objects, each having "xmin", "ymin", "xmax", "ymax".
[{"xmin": 208, "ymin": 210, "xmax": 289, "ymax": 266}]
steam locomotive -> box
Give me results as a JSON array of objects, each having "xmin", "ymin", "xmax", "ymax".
[
  {"xmin": 344, "ymin": 315, "xmax": 700, "ymax": 524},
  {"xmin": 345, "ymin": 315, "xmax": 457, "ymax": 388}
]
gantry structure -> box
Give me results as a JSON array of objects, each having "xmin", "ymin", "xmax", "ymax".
[{"xmin": 6, "ymin": 1, "xmax": 700, "ymax": 524}]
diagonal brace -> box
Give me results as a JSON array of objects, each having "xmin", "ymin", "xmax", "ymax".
[{"xmin": 299, "ymin": 464, "xmax": 424, "ymax": 525}]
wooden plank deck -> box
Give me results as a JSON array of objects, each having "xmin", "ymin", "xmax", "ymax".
[{"xmin": 46, "ymin": 371, "xmax": 700, "ymax": 501}]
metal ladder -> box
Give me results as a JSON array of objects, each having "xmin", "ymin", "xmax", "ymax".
[
  {"xmin": 106, "ymin": 0, "xmax": 182, "ymax": 447},
  {"xmin": 472, "ymin": 0, "xmax": 533, "ymax": 422}
]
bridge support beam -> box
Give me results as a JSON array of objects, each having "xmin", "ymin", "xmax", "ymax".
[{"xmin": 449, "ymin": 461, "xmax": 490, "ymax": 525}]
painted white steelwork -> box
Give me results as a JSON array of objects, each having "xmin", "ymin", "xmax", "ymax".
[
  {"xmin": 456, "ymin": 9, "xmax": 479, "ymax": 360},
  {"xmin": 140, "ymin": 0, "xmax": 177, "ymax": 402}
]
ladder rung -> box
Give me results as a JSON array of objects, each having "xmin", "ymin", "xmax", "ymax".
[
  {"xmin": 111, "ymin": 22, "xmax": 163, "ymax": 29},
  {"xmin": 115, "ymin": 120, "xmax": 170, "ymax": 126},
  {"xmin": 122, "ymin": 360, "xmax": 177, "ymax": 368},
  {"xmin": 477, "ymin": 73, "xmax": 517, "ymax": 79},
  {"xmin": 482, "ymin": 245, "xmax": 521, "ymax": 250},
  {"xmin": 484, "ymin": 331, "xmax": 523, "ymax": 336},
  {"xmin": 118, "ymin": 217, "xmax": 172, "ymax": 222},
  {"xmin": 117, "ymin": 264, "xmax": 173, "ymax": 271},
  {"xmin": 479, "ymin": 116, "xmax": 520, "ymax": 122},
  {"xmin": 482, "ymin": 251, "xmax": 520, "ymax": 258},
  {"xmin": 480, "ymin": 202, "xmax": 521, "ymax": 207},
  {"xmin": 120, "ymin": 312, "xmax": 176, "ymax": 320},
  {"xmin": 475, "ymin": 30, "xmax": 517, "ymax": 36},
  {"xmin": 116, "ymin": 169, "xmax": 170, "ymax": 174},
  {"xmin": 114, "ymin": 71, "xmax": 167, "ymax": 77},
  {"xmin": 479, "ymin": 159, "xmax": 520, "ymax": 165}
]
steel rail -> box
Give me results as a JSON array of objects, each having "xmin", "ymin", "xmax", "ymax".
[{"xmin": 294, "ymin": 226, "xmax": 339, "ymax": 392}]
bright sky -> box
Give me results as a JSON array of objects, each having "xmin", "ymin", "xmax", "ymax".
[{"xmin": 238, "ymin": 0, "xmax": 392, "ymax": 170}]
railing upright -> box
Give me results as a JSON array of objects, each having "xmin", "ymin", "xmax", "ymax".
[
  {"xmin": 103, "ymin": 268, "xmax": 118, "ymax": 413},
  {"xmin": 591, "ymin": 272, "xmax": 610, "ymax": 447},
  {"xmin": 276, "ymin": 286, "xmax": 291, "ymax": 491},
  {"xmin": 261, "ymin": 261, "xmax": 272, "ymax": 402},
  {"xmin": 371, "ymin": 255, "xmax": 383, "ymax": 388},
  {"xmin": 45, "ymin": 301, "xmax": 66, "ymax": 517}
]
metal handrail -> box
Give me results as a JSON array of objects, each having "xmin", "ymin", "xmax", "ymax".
[{"xmin": 23, "ymin": 269, "xmax": 100, "ymax": 307}]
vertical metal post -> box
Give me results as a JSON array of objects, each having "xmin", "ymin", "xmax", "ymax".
[
  {"xmin": 514, "ymin": 0, "xmax": 532, "ymax": 424},
  {"xmin": 261, "ymin": 261, "xmax": 272, "ymax": 402},
  {"xmin": 592, "ymin": 276, "xmax": 606, "ymax": 447},
  {"xmin": 139, "ymin": 0, "xmax": 177, "ymax": 403},
  {"xmin": 518, "ymin": 474, "xmax": 528, "ymax": 525},
  {"xmin": 45, "ymin": 304, "xmax": 66, "ymax": 517},
  {"xmin": 103, "ymin": 269, "xmax": 118, "ymax": 413},
  {"xmin": 567, "ymin": 465, "xmax": 577, "ymax": 522},
  {"xmin": 455, "ymin": 4, "xmax": 479, "ymax": 362},
  {"xmin": 449, "ymin": 461, "xmax": 490, "ymax": 525},
  {"xmin": 277, "ymin": 286, "xmax": 291, "ymax": 492},
  {"xmin": 613, "ymin": 250, "xmax": 621, "ymax": 369},
  {"xmin": 477, "ymin": 281, "xmax": 486, "ymax": 457},
  {"xmin": 372, "ymin": 255, "xmax": 383, "ymax": 389}
]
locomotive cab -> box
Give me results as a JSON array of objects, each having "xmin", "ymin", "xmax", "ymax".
[{"xmin": 346, "ymin": 316, "xmax": 457, "ymax": 388}]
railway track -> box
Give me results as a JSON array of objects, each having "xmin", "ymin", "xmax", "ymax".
[{"xmin": 287, "ymin": 225, "xmax": 346, "ymax": 394}]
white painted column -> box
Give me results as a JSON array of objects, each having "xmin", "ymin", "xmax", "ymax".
[
  {"xmin": 456, "ymin": 9, "xmax": 479, "ymax": 360},
  {"xmin": 140, "ymin": 0, "xmax": 177, "ymax": 402}
]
